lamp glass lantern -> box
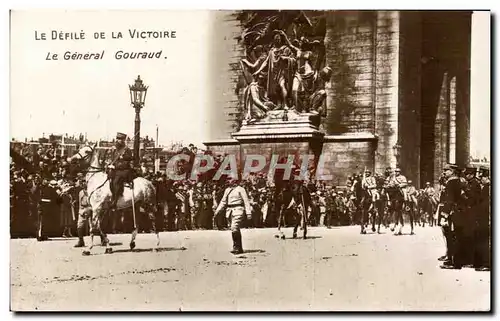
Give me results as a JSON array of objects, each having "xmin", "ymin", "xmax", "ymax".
[
  {"xmin": 393, "ymin": 142, "xmax": 402, "ymax": 165},
  {"xmin": 129, "ymin": 75, "xmax": 149, "ymax": 108}
]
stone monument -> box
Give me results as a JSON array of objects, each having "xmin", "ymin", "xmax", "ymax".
[{"xmin": 205, "ymin": 11, "xmax": 332, "ymax": 178}]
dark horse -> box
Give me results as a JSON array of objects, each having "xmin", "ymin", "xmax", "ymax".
[
  {"xmin": 417, "ymin": 191, "xmax": 437, "ymax": 227},
  {"xmin": 386, "ymin": 185, "xmax": 415, "ymax": 235},
  {"xmin": 275, "ymin": 180, "xmax": 312, "ymax": 240},
  {"xmin": 360, "ymin": 188, "xmax": 386, "ymax": 234}
]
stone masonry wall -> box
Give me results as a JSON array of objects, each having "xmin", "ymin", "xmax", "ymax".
[
  {"xmin": 207, "ymin": 11, "xmax": 245, "ymax": 141},
  {"xmin": 324, "ymin": 11, "xmax": 376, "ymax": 135}
]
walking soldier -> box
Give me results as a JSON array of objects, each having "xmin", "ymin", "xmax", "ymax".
[
  {"xmin": 214, "ymin": 178, "xmax": 252, "ymax": 254},
  {"xmin": 74, "ymin": 181, "xmax": 92, "ymax": 247}
]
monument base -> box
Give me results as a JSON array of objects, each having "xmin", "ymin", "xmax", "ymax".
[{"xmin": 203, "ymin": 119, "xmax": 378, "ymax": 185}]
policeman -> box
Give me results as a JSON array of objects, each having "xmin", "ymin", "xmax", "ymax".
[
  {"xmin": 107, "ymin": 132, "xmax": 134, "ymax": 209},
  {"xmin": 214, "ymin": 178, "xmax": 252, "ymax": 254},
  {"xmin": 462, "ymin": 167, "xmax": 481, "ymax": 266},
  {"xmin": 474, "ymin": 166, "xmax": 490, "ymax": 271},
  {"xmin": 440, "ymin": 163, "xmax": 465, "ymax": 269}
]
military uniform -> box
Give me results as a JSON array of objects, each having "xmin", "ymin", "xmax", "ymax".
[
  {"xmin": 107, "ymin": 133, "xmax": 134, "ymax": 208},
  {"xmin": 214, "ymin": 181, "xmax": 252, "ymax": 254},
  {"xmin": 474, "ymin": 167, "xmax": 490, "ymax": 271},
  {"xmin": 362, "ymin": 172, "xmax": 379, "ymax": 203},
  {"xmin": 440, "ymin": 164, "xmax": 465, "ymax": 269},
  {"xmin": 462, "ymin": 167, "xmax": 482, "ymax": 265},
  {"xmin": 74, "ymin": 187, "xmax": 92, "ymax": 247},
  {"xmin": 388, "ymin": 171, "xmax": 409, "ymax": 201}
]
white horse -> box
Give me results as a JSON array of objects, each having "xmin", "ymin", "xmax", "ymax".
[{"xmin": 69, "ymin": 143, "xmax": 159, "ymax": 255}]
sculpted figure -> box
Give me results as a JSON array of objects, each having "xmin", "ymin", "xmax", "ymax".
[
  {"xmin": 243, "ymin": 73, "xmax": 277, "ymax": 124},
  {"xmin": 272, "ymin": 30, "xmax": 328, "ymax": 114},
  {"xmin": 253, "ymin": 32, "xmax": 296, "ymax": 109}
]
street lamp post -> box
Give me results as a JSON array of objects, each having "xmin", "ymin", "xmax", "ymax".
[{"xmin": 129, "ymin": 75, "xmax": 148, "ymax": 167}]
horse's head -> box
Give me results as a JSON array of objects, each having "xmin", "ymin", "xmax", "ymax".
[{"xmin": 68, "ymin": 143, "xmax": 97, "ymax": 165}]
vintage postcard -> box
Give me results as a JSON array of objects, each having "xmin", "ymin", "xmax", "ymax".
[{"xmin": 9, "ymin": 9, "xmax": 491, "ymax": 311}]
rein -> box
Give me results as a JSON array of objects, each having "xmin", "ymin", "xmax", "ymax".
[{"xmin": 73, "ymin": 145, "xmax": 110, "ymax": 203}]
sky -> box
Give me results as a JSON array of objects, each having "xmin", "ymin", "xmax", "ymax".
[
  {"xmin": 10, "ymin": 10, "xmax": 490, "ymax": 157},
  {"xmin": 470, "ymin": 11, "xmax": 490, "ymax": 159},
  {"xmin": 10, "ymin": 10, "xmax": 212, "ymax": 147}
]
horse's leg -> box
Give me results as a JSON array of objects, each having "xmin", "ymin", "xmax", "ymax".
[
  {"xmin": 360, "ymin": 201, "xmax": 367, "ymax": 234},
  {"xmin": 376, "ymin": 200, "xmax": 382, "ymax": 234},
  {"xmin": 392, "ymin": 202, "xmax": 400, "ymax": 235},
  {"xmin": 397, "ymin": 201, "xmax": 404, "ymax": 235},
  {"xmin": 129, "ymin": 206, "xmax": 139, "ymax": 250},
  {"xmin": 302, "ymin": 205, "xmax": 307, "ymax": 239},
  {"xmin": 390, "ymin": 202, "xmax": 397, "ymax": 232},
  {"xmin": 276, "ymin": 203, "xmax": 285, "ymax": 240},
  {"xmin": 371, "ymin": 201, "xmax": 377, "ymax": 232},
  {"xmin": 409, "ymin": 203, "xmax": 415, "ymax": 235},
  {"xmin": 292, "ymin": 218, "xmax": 298, "ymax": 239},
  {"xmin": 147, "ymin": 203, "xmax": 160, "ymax": 249}
]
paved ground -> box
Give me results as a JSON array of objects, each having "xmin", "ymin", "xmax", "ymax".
[{"xmin": 10, "ymin": 225, "xmax": 490, "ymax": 311}]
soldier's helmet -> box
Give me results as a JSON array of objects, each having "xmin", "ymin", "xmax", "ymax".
[{"xmin": 425, "ymin": 182, "xmax": 430, "ymax": 186}]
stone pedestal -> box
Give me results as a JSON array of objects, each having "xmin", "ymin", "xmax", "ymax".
[
  {"xmin": 205, "ymin": 112, "xmax": 324, "ymax": 174},
  {"xmin": 203, "ymin": 110, "xmax": 378, "ymax": 185}
]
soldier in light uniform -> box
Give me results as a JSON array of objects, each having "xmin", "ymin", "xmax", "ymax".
[
  {"xmin": 424, "ymin": 182, "xmax": 438, "ymax": 207},
  {"xmin": 362, "ymin": 170, "xmax": 379, "ymax": 203},
  {"xmin": 214, "ymin": 178, "xmax": 252, "ymax": 254},
  {"xmin": 389, "ymin": 168, "xmax": 409, "ymax": 201},
  {"xmin": 74, "ymin": 179, "xmax": 108, "ymax": 247}
]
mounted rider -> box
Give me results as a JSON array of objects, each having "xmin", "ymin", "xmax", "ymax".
[
  {"xmin": 361, "ymin": 169, "xmax": 379, "ymax": 204},
  {"xmin": 388, "ymin": 168, "xmax": 410, "ymax": 202},
  {"xmin": 106, "ymin": 132, "xmax": 134, "ymax": 209}
]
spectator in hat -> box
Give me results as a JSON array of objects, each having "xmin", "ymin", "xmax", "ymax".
[{"xmin": 475, "ymin": 167, "xmax": 490, "ymax": 271}]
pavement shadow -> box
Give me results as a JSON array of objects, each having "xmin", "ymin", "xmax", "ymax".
[
  {"xmin": 242, "ymin": 249, "xmax": 266, "ymax": 254},
  {"xmin": 111, "ymin": 246, "xmax": 187, "ymax": 254}
]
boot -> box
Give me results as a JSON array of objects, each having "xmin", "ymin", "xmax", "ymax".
[
  {"xmin": 230, "ymin": 231, "xmax": 240, "ymax": 254},
  {"xmin": 231, "ymin": 231, "xmax": 243, "ymax": 254},
  {"xmin": 74, "ymin": 226, "xmax": 85, "ymax": 247},
  {"xmin": 234, "ymin": 231, "xmax": 244, "ymax": 254}
]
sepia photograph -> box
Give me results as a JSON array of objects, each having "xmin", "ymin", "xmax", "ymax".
[{"xmin": 8, "ymin": 8, "xmax": 491, "ymax": 311}]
